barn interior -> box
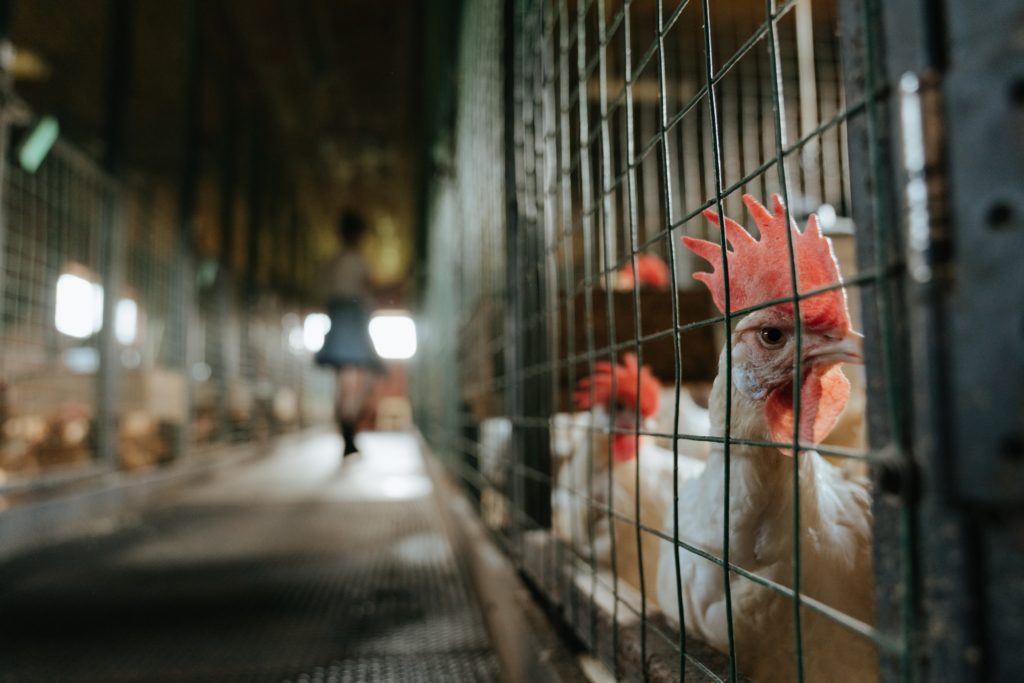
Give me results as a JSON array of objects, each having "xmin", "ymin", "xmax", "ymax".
[{"xmin": 0, "ymin": 1, "xmax": 1021, "ymax": 682}]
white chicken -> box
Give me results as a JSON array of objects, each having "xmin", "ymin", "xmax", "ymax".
[
  {"xmin": 656, "ymin": 195, "xmax": 876, "ymax": 682},
  {"xmin": 553, "ymin": 353, "xmax": 705, "ymax": 605},
  {"xmin": 651, "ymin": 384, "xmax": 712, "ymax": 460}
]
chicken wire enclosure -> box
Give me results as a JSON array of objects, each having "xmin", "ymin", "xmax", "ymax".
[
  {"xmin": 0, "ymin": 138, "xmax": 116, "ymax": 477},
  {"xmin": 411, "ymin": 0, "xmax": 1019, "ymax": 680},
  {"xmin": 0, "ymin": 87, "xmax": 335, "ymax": 486}
]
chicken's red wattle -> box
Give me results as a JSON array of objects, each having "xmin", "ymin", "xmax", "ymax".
[{"xmin": 764, "ymin": 363, "xmax": 851, "ymax": 456}]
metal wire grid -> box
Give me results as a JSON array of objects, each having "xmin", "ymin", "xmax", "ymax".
[
  {"xmin": 418, "ymin": 0, "xmax": 915, "ymax": 680},
  {"xmin": 0, "ymin": 113, "xmax": 335, "ymax": 484},
  {"xmin": 417, "ymin": 0, "xmax": 507, "ymax": 485},
  {"xmin": 0, "ymin": 140, "xmax": 114, "ymax": 475}
]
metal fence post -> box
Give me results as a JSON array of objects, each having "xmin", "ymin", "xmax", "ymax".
[
  {"xmin": 0, "ymin": 0, "xmax": 14, "ymax": 401},
  {"xmin": 174, "ymin": 0, "xmax": 203, "ymax": 458},
  {"xmin": 216, "ymin": 75, "xmax": 238, "ymax": 442},
  {"xmin": 96, "ymin": 0, "xmax": 134, "ymax": 469},
  {"xmin": 921, "ymin": 0, "xmax": 1024, "ymax": 678},
  {"xmin": 839, "ymin": 0, "xmax": 1024, "ymax": 679},
  {"xmin": 244, "ymin": 110, "xmax": 265, "ymax": 440},
  {"xmin": 502, "ymin": 0, "xmax": 521, "ymax": 554},
  {"xmin": 836, "ymin": 1, "xmax": 914, "ymax": 679}
]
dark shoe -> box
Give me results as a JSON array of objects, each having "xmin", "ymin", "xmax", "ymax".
[{"xmin": 341, "ymin": 421, "xmax": 359, "ymax": 456}]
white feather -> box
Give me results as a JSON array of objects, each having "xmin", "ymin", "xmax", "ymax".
[
  {"xmin": 652, "ymin": 385, "xmax": 712, "ymax": 460},
  {"xmin": 553, "ymin": 409, "xmax": 706, "ymax": 604},
  {"xmin": 657, "ymin": 348, "xmax": 876, "ymax": 683}
]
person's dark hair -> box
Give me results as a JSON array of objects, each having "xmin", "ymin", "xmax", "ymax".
[{"xmin": 339, "ymin": 210, "xmax": 368, "ymax": 246}]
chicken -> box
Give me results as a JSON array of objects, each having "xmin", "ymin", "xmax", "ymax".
[
  {"xmin": 651, "ymin": 384, "xmax": 712, "ymax": 459},
  {"xmin": 614, "ymin": 253, "xmax": 671, "ymax": 290},
  {"xmin": 656, "ymin": 195, "xmax": 875, "ymax": 682},
  {"xmin": 553, "ymin": 353, "xmax": 704, "ymax": 605},
  {"xmin": 550, "ymin": 410, "xmax": 592, "ymax": 473},
  {"xmin": 478, "ymin": 417, "xmax": 512, "ymax": 530}
]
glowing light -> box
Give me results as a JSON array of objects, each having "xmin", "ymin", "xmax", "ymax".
[
  {"xmin": 191, "ymin": 362, "xmax": 212, "ymax": 382},
  {"xmin": 288, "ymin": 327, "xmax": 305, "ymax": 352},
  {"xmin": 55, "ymin": 273, "xmax": 103, "ymax": 338},
  {"xmin": 19, "ymin": 116, "xmax": 59, "ymax": 173},
  {"xmin": 368, "ymin": 312, "xmax": 417, "ymax": 360},
  {"xmin": 115, "ymin": 298, "xmax": 137, "ymax": 345},
  {"xmin": 63, "ymin": 346, "xmax": 99, "ymax": 373},
  {"xmin": 303, "ymin": 313, "xmax": 331, "ymax": 352},
  {"xmin": 283, "ymin": 313, "xmax": 304, "ymax": 352}
]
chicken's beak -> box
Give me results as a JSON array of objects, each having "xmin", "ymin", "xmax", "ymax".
[{"xmin": 805, "ymin": 329, "xmax": 864, "ymax": 366}]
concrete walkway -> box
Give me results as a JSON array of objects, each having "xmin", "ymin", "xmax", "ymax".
[{"xmin": 0, "ymin": 431, "xmax": 502, "ymax": 682}]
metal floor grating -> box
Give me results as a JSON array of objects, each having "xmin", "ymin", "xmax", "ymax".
[{"xmin": 0, "ymin": 436, "xmax": 502, "ymax": 682}]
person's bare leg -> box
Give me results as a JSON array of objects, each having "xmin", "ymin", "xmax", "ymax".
[{"xmin": 336, "ymin": 366, "xmax": 364, "ymax": 455}]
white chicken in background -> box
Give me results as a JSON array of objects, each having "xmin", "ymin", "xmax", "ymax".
[
  {"xmin": 651, "ymin": 384, "xmax": 712, "ymax": 460},
  {"xmin": 550, "ymin": 410, "xmax": 592, "ymax": 474},
  {"xmin": 478, "ymin": 417, "xmax": 512, "ymax": 530},
  {"xmin": 613, "ymin": 253, "xmax": 671, "ymax": 291},
  {"xmin": 553, "ymin": 353, "xmax": 704, "ymax": 605},
  {"xmin": 656, "ymin": 195, "xmax": 875, "ymax": 682}
]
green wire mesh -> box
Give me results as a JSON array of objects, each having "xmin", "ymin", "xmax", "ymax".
[
  {"xmin": 0, "ymin": 98, "xmax": 335, "ymax": 483},
  {"xmin": 417, "ymin": 0, "xmax": 912, "ymax": 680}
]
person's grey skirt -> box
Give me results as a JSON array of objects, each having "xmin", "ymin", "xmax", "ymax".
[{"xmin": 315, "ymin": 298, "xmax": 383, "ymax": 371}]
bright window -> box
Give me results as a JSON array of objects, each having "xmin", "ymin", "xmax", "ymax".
[
  {"xmin": 303, "ymin": 313, "xmax": 331, "ymax": 352},
  {"xmin": 368, "ymin": 313, "xmax": 417, "ymax": 360},
  {"xmin": 55, "ymin": 273, "xmax": 103, "ymax": 338}
]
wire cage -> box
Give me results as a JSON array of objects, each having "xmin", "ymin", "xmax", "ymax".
[
  {"xmin": 0, "ymin": 92, "xmax": 335, "ymax": 488},
  {"xmin": 416, "ymin": 0, "xmax": 937, "ymax": 680},
  {"xmin": 0, "ymin": 138, "xmax": 115, "ymax": 477}
]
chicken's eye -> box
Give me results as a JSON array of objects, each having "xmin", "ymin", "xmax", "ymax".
[{"xmin": 759, "ymin": 326, "xmax": 785, "ymax": 347}]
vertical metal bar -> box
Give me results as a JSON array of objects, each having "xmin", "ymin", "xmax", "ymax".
[
  {"xmin": 97, "ymin": 0, "xmax": 135, "ymax": 468},
  {"xmin": 531, "ymin": 0, "xmax": 557, "ymax": 607},
  {"xmin": 762, "ymin": 2, "xmax": 808, "ymax": 680},
  {"xmin": 795, "ymin": 0, "xmax": 820, "ymax": 203},
  {"xmin": 216, "ymin": 73, "xmax": 238, "ymax": 442},
  {"xmin": 44, "ymin": 151, "xmax": 61, "ymax": 361},
  {"xmin": 266, "ymin": 154, "xmax": 281, "ymax": 291},
  {"xmin": 519, "ymin": 0, "xmax": 534, "ymax": 543},
  {"xmin": 530, "ymin": 0, "xmax": 554, "ymax": 534},
  {"xmin": 554, "ymin": 0, "xmax": 578, "ymax": 621},
  {"xmin": 933, "ymin": 0, "xmax": 1024, "ymax": 672},
  {"xmin": 594, "ymin": 1, "xmax": 620, "ymax": 672},
  {"xmin": 575, "ymin": 0, "xmax": 601, "ymax": 649},
  {"xmin": 503, "ymin": 0, "xmax": 521, "ymax": 559},
  {"xmin": 174, "ymin": 0, "xmax": 204, "ymax": 458},
  {"xmin": 838, "ymin": 0, "xmax": 919, "ymax": 679},
  {"xmin": 620, "ymin": 4, "xmax": 650, "ymax": 672},
  {"xmin": 541, "ymin": 0, "xmax": 559, "ymax": 593},
  {"xmin": 245, "ymin": 112, "xmax": 264, "ymax": 382},
  {"xmin": 0, "ymin": 0, "xmax": 14, "ymax": 404},
  {"xmin": 698, "ymin": 0, "xmax": 738, "ymax": 678},
  {"xmin": 289, "ymin": 200, "xmax": 299, "ymax": 291},
  {"xmin": 654, "ymin": 0, "xmax": 691, "ymax": 670}
]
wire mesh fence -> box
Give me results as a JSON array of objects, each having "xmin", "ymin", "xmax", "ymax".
[
  {"xmin": 0, "ymin": 95, "xmax": 335, "ymax": 489},
  {"xmin": 417, "ymin": 0, "xmax": 917, "ymax": 680},
  {"xmin": 0, "ymin": 139, "xmax": 114, "ymax": 477}
]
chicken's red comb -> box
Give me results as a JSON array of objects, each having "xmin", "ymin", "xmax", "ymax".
[
  {"xmin": 574, "ymin": 353, "xmax": 660, "ymax": 418},
  {"xmin": 682, "ymin": 194, "xmax": 850, "ymax": 332},
  {"xmin": 619, "ymin": 253, "xmax": 671, "ymax": 290}
]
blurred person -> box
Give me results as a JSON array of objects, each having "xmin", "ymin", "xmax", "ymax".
[{"xmin": 315, "ymin": 210, "xmax": 383, "ymax": 456}]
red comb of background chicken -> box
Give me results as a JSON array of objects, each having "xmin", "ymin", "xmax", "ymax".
[
  {"xmin": 574, "ymin": 353, "xmax": 660, "ymax": 418},
  {"xmin": 618, "ymin": 253, "xmax": 671, "ymax": 290},
  {"xmin": 682, "ymin": 194, "xmax": 850, "ymax": 332}
]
